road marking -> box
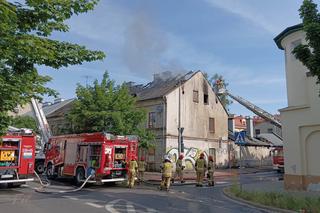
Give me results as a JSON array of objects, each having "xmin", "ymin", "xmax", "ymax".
[
  {"xmin": 62, "ymin": 196, "xmax": 79, "ymax": 201},
  {"xmin": 126, "ymin": 203, "xmax": 136, "ymax": 213},
  {"xmin": 105, "ymin": 199, "xmax": 158, "ymax": 213},
  {"xmin": 105, "ymin": 199, "xmax": 121, "ymax": 213},
  {"xmin": 85, "ymin": 202, "xmax": 104, "ymax": 208}
]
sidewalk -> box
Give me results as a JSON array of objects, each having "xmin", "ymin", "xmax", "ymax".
[{"xmin": 144, "ymin": 166, "xmax": 273, "ymax": 182}]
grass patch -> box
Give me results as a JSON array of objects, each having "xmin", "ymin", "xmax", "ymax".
[{"xmin": 229, "ymin": 184, "xmax": 320, "ymax": 212}]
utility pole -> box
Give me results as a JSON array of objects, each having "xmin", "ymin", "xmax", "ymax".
[{"xmin": 178, "ymin": 80, "xmax": 184, "ymax": 155}]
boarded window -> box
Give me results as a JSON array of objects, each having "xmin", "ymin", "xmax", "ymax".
[
  {"xmin": 148, "ymin": 112, "xmax": 156, "ymax": 128},
  {"xmin": 193, "ymin": 90, "xmax": 199, "ymax": 103},
  {"xmin": 209, "ymin": 117, "xmax": 215, "ymax": 133},
  {"xmin": 204, "ymin": 94, "xmax": 209, "ymax": 105}
]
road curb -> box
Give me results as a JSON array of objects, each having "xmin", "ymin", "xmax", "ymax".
[{"xmin": 222, "ymin": 187, "xmax": 296, "ymax": 213}]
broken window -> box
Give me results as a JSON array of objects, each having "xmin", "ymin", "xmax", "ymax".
[
  {"xmin": 204, "ymin": 94, "xmax": 209, "ymax": 105},
  {"xmin": 209, "ymin": 117, "xmax": 215, "ymax": 133},
  {"xmin": 148, "ymin": 112, "xmax": 156, "ymax": 128},
  {"xmin": 193, "ymin": 90, "xmax": 199, "ymax": 103}
]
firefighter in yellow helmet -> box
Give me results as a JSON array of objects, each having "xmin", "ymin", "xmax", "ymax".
[
  {"xmin": 127, "ymin": 157, "xmax": 138, "ymax": 188},
  {"xmin": 195, "ymin": 153, "xmax": 207, "ymax": 187},
  {"xmin": 138, "ymin": 156, "xmax": 147, "ymax": 184},
  {"xmin": 160, "ymin": 157, "xmax": 173, "ymax": 191},
  {"xmin": 207, "ymin": 155, "xmax": 215, "ymax": 186},
  {"xmin": 173, "ymin": 154, "xmax": 185, "ymax": 183}
]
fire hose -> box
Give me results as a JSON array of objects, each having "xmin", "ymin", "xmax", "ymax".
[{"xmin": 33, "ymin": 170, "xmax": 92, "ymax": 194}]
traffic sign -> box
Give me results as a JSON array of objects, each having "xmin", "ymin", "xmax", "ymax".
[{"xmin": 235, "ymin": 131, "xmax": 246, "ymax": 145}]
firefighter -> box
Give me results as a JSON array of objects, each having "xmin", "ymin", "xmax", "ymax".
[
  {"xmin": 138, "ymin": 156, "xmax": 147, "ymax": 184},
  {"xmin": 160, "ymin": 157, "xmax": 173, "ymax": 191},
  {"xmin": 127, "ymin": 157, "xmax": 138, "ymax": 188},
  {"xmin": 173, "ymin": 154, "xmax": 185, "ymax": 183},
  {"xmin": 195, "ymin": 153, "xmax": 207, "ymax": 187},
  {"xmin": 207, "ymin": 155, "xmax": 215, "ymax": 186}
]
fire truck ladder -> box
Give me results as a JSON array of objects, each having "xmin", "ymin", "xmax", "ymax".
[
  {"xmin": 218, "ymin": 90, "xmax": 282, "ymax": 128},
  {"xmin": 31, "ymin": 98, "xmax": 52, "ymax": 159}
]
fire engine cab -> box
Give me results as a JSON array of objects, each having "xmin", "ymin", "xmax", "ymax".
[
  {"xmin": 44, "ymin": 132, "xmax": 138, "ymax": 185},
  {"xmin": 0, "ymin": 129, "xmax": 35, "ymax": 186},
  {"xmin": 272, "ymin": 146, "xmax": 284, "ymax": 173}
]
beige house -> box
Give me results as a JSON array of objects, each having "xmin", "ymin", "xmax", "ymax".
[
  {"xmin": 130, "ymin": 71, "xmax": 229, "ymax": 170},
  {"xmin": 21, "ymin": 98, "xmax": 74, "ymax": 135},
  {"xmin": 275, "ymin": 24, "xmax": 320, "ymax": 191}
]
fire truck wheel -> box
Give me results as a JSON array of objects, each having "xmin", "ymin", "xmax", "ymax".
[
  {"xmin": 46, "ymin": 163, "xmax": 56, "ymax": 179},
  {"xmin": 75, "ymin": 167, "xmax": 85, "ymax": 186},
  {"xmin": 35, "ymin": 161, "xmax": 45, "ymax": 174}
]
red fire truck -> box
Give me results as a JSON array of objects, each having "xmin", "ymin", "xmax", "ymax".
[
  {"xmin": 272, "ymin": 146, "xmax": 284, "ymax": 173},
  {"xmin": 44, "ymin": 132, "xmax": 138, "ymax": 185},
  {"xmin": 0, "ymin": 129, "xmax": 35, "ymax": 186}
]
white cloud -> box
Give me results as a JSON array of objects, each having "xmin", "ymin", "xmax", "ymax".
[
  {"xmin": 232, "ymin": 77, "xmax": 286, "ymax": 86},
  {"xmin": 204, "ymin": 0, "xmax": 301, "ymax": 34}
]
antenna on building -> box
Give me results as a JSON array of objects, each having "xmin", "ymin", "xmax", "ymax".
[{"xmin": 82, "ymin": 75, "xmax": 93, "ymax": 87}]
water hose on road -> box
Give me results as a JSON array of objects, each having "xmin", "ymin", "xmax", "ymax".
[
  {"xmin": 33, "ymin": 170, "xmax": 50, "ymax": 187},
  {"xmin": 33, "ymin": 170, "xmax": 92, "ymax": 194}
]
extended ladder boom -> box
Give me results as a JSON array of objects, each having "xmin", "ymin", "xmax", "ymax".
[
  {"xmin": 30, "ymin": 98, "xmax": 52, "ymax": 148},
  {"xmin": 226, "ymin": 92, "xmax": 282, "ymax": 128}
]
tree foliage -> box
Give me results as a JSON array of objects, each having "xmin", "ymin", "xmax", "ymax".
[
  {"xmin": 0, "ymin": 0, "xmax": 105, "ymax": 135},
  {"xmin": 68, "ymin": 72, "xmax": 155, "ymax": 148},
  {"xmin": 10, "ymin": 115, "xmax": 38, "ymax": 132},
  {"xmin": 293, "ymin": 0, "xmax": 320, "ymax": 95},
  {"xmin": 205, "ymin": 73, "xmax": 232, "ymax": 110}
]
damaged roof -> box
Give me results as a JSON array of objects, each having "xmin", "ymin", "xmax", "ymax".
[{"xmin": 128, "ymin": 71, "xmax": 195, "ymax": 101}]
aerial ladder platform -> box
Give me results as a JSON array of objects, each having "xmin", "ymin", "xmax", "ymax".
[
  {"xmin": 215, "ymin": 80, "xmax": 282, "ymax": 128},
  {"xmin": 30, "ymin": 98, "xmax": 52, "ymax": 173}
]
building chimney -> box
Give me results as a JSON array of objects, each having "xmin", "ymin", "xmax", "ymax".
[
  {"xmin": 245, "ymin": 116, "xmax": 254, "ymax": 138},
  {"xmin": 42, "ymin": 102, "xmax": 52, "ymax": 107},
  {"xmin": 228, "ymin": 114, "xmax": 235, "ymax": 133},
  {"xmin": 54, "ymin": 98, "xmax": 64, "ymax": 104}
]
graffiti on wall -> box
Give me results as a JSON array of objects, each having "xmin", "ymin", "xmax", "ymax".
[{"xmin": 166, "ymin": 147, "xmax": 208, "ymax": 169}]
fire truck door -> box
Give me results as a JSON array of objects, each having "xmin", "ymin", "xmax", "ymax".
[{"xmin": 53, "ymin": 141, "xmax": 65, "ymax": 164}]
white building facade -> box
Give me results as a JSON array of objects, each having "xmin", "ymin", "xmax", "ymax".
[{"xmin": 275, "ymin": 24, "xmax": 320, "ymax": 191}]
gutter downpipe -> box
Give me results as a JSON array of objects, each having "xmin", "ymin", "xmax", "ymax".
[{"xmin": 162, "ymin": 96, "xmax": 167, "ymax": 162}]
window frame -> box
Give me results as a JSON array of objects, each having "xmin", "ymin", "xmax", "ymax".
[
  {"xmin": 193, "ymin": 90, "xmax": 199, "ymax": 103},
  {"xmin": 148, "ymin": 112, "xmax": 156, "ymax": 128},
  {"xmin": 204, "ymin": 93, "xmax": 209, "ymax": 105},
  {"xmin": 209, "ymin": 117, "xmax": 215, "ymax": 133}
]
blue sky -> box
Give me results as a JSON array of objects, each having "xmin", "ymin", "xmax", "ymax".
[{"xmin": 39, "ymin": 0, "xmax": 310, "ymax": 115}]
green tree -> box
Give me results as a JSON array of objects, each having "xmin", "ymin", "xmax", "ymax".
[
  {"xmin": 205, "ymin": 73, "xmax": 232, "ymax": 110},
  {"xmin": 68, "ymin": 72, "xmax": 155, "ymax": 148},
  {"xmin": 0, "ymin": 0, "xmax": 105, "ymax": 135},
  {"xmin": 10, "ymin": 115, "xmax": 38, "ymax": 132},
  {"xmin": 293, "ymin": 0, "xmax": 320, "ymax": 95}
]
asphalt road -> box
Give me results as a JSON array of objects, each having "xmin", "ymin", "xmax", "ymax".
[{"xmin": 0, "ymin": 171, "xmax": 282, "ymax": 213}]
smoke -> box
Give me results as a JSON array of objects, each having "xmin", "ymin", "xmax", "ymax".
[{"xmin": 122, "ymin": 9, "xmax": 185, "ymax": 79}]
